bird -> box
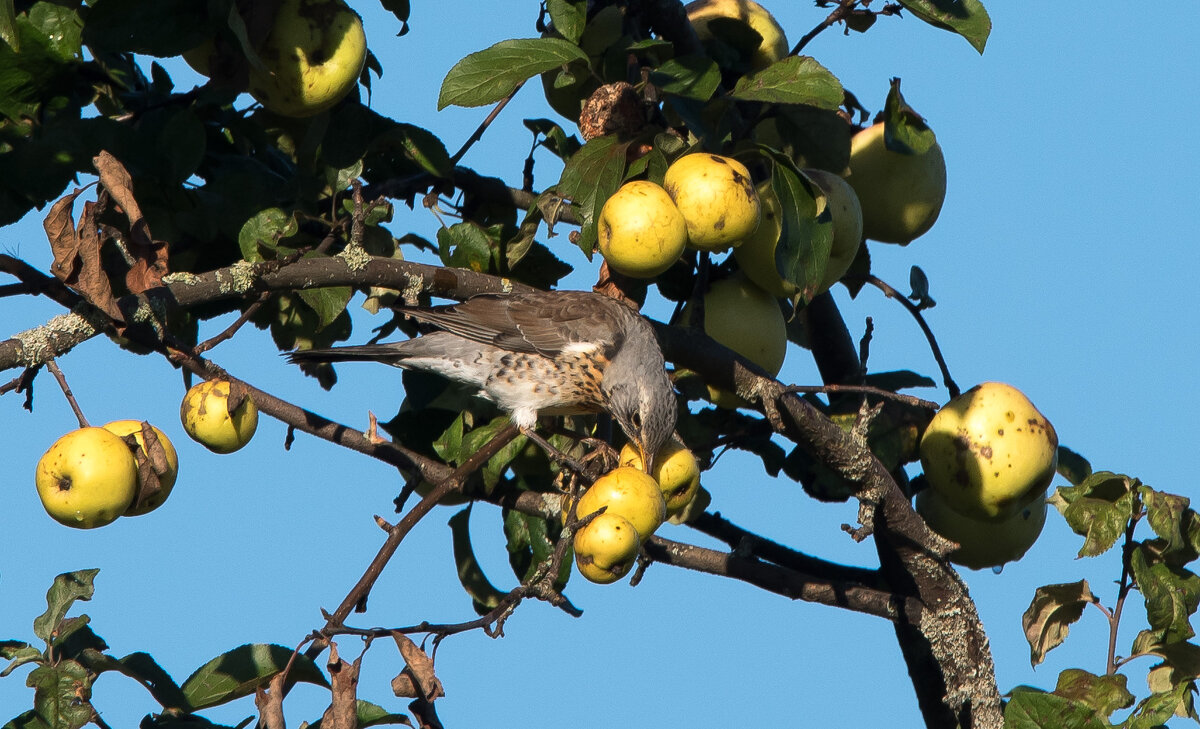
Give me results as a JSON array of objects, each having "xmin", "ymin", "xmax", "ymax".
[{"xmin": 285, "ymin": 290, "xmax": 677, "ymax": 470}]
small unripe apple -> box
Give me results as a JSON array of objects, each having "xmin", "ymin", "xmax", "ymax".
[
  {"xmin": 598, "ymin": 180, "xmax": 688, "ymax": 278},
  {"xmin": 663, "ymin": 153, "xmax": 761, "ymax": 252},
  {"xmin": 846, "ymin": 122, "xmax": 946, "ymax": 245},
  {"xmin": 101, "ymin": 420, "xmax": 179, "ymax": 516},
  {"xmin": 619, "ymin": 441, "xmax": 701, "ymax": 518},
  {"xmin": 35, "ymin": 428, "xmax": 139, "ymax": 529},
  {"xmin": 916, "ymin": 488, "xmax": 1047, "ymax": 570},
  {"xmin": 572, "ymin": 466, "xmax": 667, "ymax": 541},
  {"xmin": 573, "ymin": 512, "xmax": 641, "ymax": 584},
  {"xmin": 920, "ymin": 382, "xmax": 1057, "ymax": 522},
  {"xmin": 180, "ymin": 380, "xmax": 259, "ymax": 454}
]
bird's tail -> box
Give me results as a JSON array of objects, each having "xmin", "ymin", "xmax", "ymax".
[{"xmin": 285, "ymin": 343, "xmax": 410, "ymax": 366}]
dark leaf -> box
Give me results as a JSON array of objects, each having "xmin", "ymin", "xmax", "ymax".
[
  {"xmin": 1003, "ymin": 687, "xmax": 1111, "ymax": 729},
  {"xmin": 862, "ymin": 370, "xmax": 936, "ymax": 391},
  {"xmin": 1131, "ymin": 545, "xmax": 1200, "ymax": 644},
  {"xmin": 1022, "ymin": 580, "xmax": 1096, "ymax": 666},
  {"xmin": 237, "ymin": 208, "xmax": 299, "ymax": 262},
  {"xmin": 448, "ymin": 508, "xmax": 507, "ymax": 615},
  {"xmin": 82, "ymin": 0, "xmax": 214, "ymax": 56},
  {"xmin": 768, "ymin": 158, "xmax": 832, "ymax": 304},
  {"xmin": 438, "ymin": 38, "xmax": 588, "ymax": 110},
  {"xmin": 554, "ymin": 134, "xmax": 629, "ymax": 254},
  {"xmin": 1055, "ymin": 446, "xmax": 1092, "ymax": 487},
  {"xmin": 545, "ymin": 0, "xmax": 586, "ymax": 44},
  {"xmin": 908, "ymin": 265, "xmax": 935, "ymax": 308},
  {"xmin": 76, "ymin": 650, "xmax": 189, "ymax": 710},
  {"xmin": 898, "ymin": 0, "xmax": 991, "ymax": 54},
  {"xmin": 28, "ymin": 660, "xmax": 92, "ymax": 729},
  {"xmin": 1052, "ymin": 668, "xmax": 1134, "ymax": 719},
  {"xmin": 729, "ymin": 56, "xmax": 843, "ymax": 109},
  {"xmin": 179, "ymin": 644, "xmax": 329, "ymax": 711},
  {"xmin": 1142, "ymin": 486, "xmax": 1192, "ymax": 557},
  {"xmin": 650, "ymin": 55, "xmax": 721, "ymax": 101}
]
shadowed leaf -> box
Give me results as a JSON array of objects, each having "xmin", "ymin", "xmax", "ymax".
[
  {"xmin": 730, "ymin": 56, "xmax": 843, "ymax": 108},
  {"xmin": 898, "ymin": 0, "xmax": 991, "ymax": 54},
  {"xmin": 1022, "ymin": 580, "xmax": 1096, "ymax": 666},
  {"xmin": 179, "ymin": 644, "xmax": 329, "ymax": 711},
  {"xmin": 438, "ymin": 38, "xmax": 588, "ymax": 110},
  {"xmin": 448, "ymin": 508, "xmax": 507, "ymax": 615},
  {"xmin": 33, "ymin": 570, "xmax": 98, "ymax": 644}
]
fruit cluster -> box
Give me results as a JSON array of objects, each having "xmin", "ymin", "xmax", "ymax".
[
  {"xmin": 33, "ymin": 380, "xmax": 258, "ymax": 529},
  {"xmin": 570, "ymin": 441, "xmax": 702, "ymax": 584}
]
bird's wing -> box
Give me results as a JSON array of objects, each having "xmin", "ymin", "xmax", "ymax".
[{"xmin": 401, "ymin": 292, "xmax": 628, "ymax": 357}]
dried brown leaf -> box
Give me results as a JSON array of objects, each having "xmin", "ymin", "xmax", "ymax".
[
  {"xmin": 45, "ymin": 189, "xmax": 86, "ymax": 282},
  {"xmin": 93, "ymin": 151, "xmax": 168, "ymax": 293},
  {"xmin": 253, "ymin": 672, "xmax": 286, "ymax": 729},
  {"xmin": 391, "ymin": 633, "xmax": 444, "ymax": 702},
  {"xmin": 321, "ymin": 642, "xmax": 362, "ymax": 729}
]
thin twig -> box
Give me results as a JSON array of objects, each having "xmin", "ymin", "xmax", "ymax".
[
  {"xmin": 450, "ymin": 82, "xmax": 526, "ymax": 164},
  {"xmin": 857, "ymin": 274, "xmax": 959, "ymax": 398},
  {"xmin": 1107, "ymin": 507, "xmax": 1142, "ymax": 675},
  {"xmin": 781, "ymin": 383, "xmax": 939, "ymax": 410},
  {"xmin": 45, "ymin": 359, "xmax": 89, "ymax": 428},
  {"xmin": 792, "ymin": 0, "xmax": 860, "ymax": 55}
]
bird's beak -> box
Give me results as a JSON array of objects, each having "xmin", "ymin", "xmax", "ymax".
[{"xmin": 639, "ymin": 443, "xmax": 656, "ymax": 474}]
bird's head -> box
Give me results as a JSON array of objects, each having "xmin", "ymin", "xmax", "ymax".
[{"xmin": 604, "ymin": 365, "xmax": 676, "ymax": 473}]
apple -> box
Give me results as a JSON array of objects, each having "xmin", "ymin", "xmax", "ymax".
[
  {"xmin": 35, "ymin": 428, "xmax": 139, "ymax": 529},
  {"xmin": 920, "ymin": 382, "xmax": 1058, "ymax": 522},
  {"xmin": 249, "ymin": 0, "xmax": 367, "ymax": 117},
  {"xmin": 733, "ymin": 170, "xmax": 863, "ymax": 298},
  {"xmin": 619, "ymin": 441, "xmax": 701, "ymax": 518},
  {"xmin": 180, "ymin": 380, "xmax": 259, "ymax": 454},
  {"xmin": 663, "ymin": 153, "xmax": 761, "ymax": 252},
  {"xmin": 916, "ymin": 488, "xmax": 1047, "ymax": 570},
  {"xmin": 598, "ymin": 180, "xmax": 688, "ymax": 278},
  {"xmin": 101, "ymin": 420, "xmax": 179, "ymax": 516},
  {"xmin": 571, "ymin": 466, "xmax": 667, "ymax": 541},
  {"xmin": 681, "ymin": 273, "xmax": 787, "ymax": 408},
  {"xmin": 685, "ymin": 0, "xmax": 789, "ymax": 72},
  {"xmin": 846, "ymin": 122, "xmax": 946, "ymax": 245},
  {"xmin": 573, "ymin": 512, "xmax": 641, "ymax": 584}
]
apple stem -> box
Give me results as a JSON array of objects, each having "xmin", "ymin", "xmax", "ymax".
[{"xmin": 45, "ymin": 358, "xmax": 90, "ymax": 428}]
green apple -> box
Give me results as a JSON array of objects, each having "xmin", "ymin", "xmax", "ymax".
[
  {"xmin": 920, "ymin": 382, "xmax": 1057, "ymax": 521},
  {"xmin": 685, "ymin": 0, "xmax": 789, "ymax": 71},
  {"xmin": 916, "ymin": 488, "xmax": 1047, "ymax": 570},
  {"xmin": 846, "ymin": 122, "xmax": 946, "ymax": 244},
  {"xmin": 35, "ymin": 428, "xmax": 139, "ymax": 529}
]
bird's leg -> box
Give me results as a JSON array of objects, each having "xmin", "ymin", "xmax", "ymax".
[
  {"xmin": 578, "ymin": 438, "xmax": 620, "ymax": 474},
  {"xmin": 519, "ymin": 427, "xmax": 595, "ymax": 478}
]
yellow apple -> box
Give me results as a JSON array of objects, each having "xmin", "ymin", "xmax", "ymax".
[
  {"xmin": 916, "ymin": 488, "xmax": 1047, "ymax": 570},
  {"xmin": 619, "ymin": 441, "xmax": 701, "ymax": 518},
  {"xmin": 247, "ymin": 0, "xmax": 367, "ymax": 118},
  {"xmin": 35, "ymin": 428, "xmax": 139, "ymax": 529},
  {"xmin": 663, "ymin": 153, "xmax": 761, "ymax": 252},
  {"xmin": 571, "ymin": 466, "xmax": 667, "ymax": 541},
  {"xmin": 920, "ymin": 382, "xmax": 1058, "ymax": 522},
  {"xmin": 685, "ymin": 0, "xmax": 789, "ymax": 71},
  {"xmin": 733, "ymin": 170, "xmax": 863, "ymax": 297},
  {"xmin": 598, "ymin": 180, "xmax": 688, "ymax": 278},
  {"xmin": 846, "ymin": 122, "xmax": 946, "ymax": 244},
  {"xmin": 101, "ymin": 420, "xmax": 179, "ymax": 516},
  {"xmin": 573, "ymin": 512, "xmax": 641, "ymax": 584},
  {"xmin": 180, "ymin": 380, "xmax": 259, "ymax": 454},
  {"xmin": 681, "ymin": 273, "xmax": 787, "ymax": 408}
]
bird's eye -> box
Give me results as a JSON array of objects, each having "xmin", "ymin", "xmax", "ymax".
[{"xmin": 631, "ymin": 412, "xmax": 642, "ymax": 430}]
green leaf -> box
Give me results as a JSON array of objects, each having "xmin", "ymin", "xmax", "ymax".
[
  {"xmin": 650, "ymin": 55, "xmax": 721, "ymax": 101},
  {"xmin": 308, "ymin": 699, "xmax": 413, "ymax": 729},
  {"xmin": 1142, "ymin": 486, "xmax": 1192, "ymax": 556},
  {"xmin": 33, "ymin": 570, "xmax": 98, "ymax": 644},
  {"xmin": 238, "ymin": 208, "xmax": 299, "ymax": 263},
  {"xmin": 1143, "ymin": 641, "xmax": 1200, "ymax": 687},
  {"xmin": 546, "ymin": 0, "xmax": 586, "ymax": 44},
  {"xmin": 394, "ymin": 123, "xmax": 452, "ymax": 178},
  {"xmin": 767, "ymin": 157, "xmax": 833, "ymax": 304},
  {"xmin": 554, "ymin": 134, "xmax": 629, "ymax": 254},
  {"xmin": 25, "ymin": 3, "xmax": 81, "ymax": 61},
  {"xmin": 437, "ymin": 221, "xmax": 498, "ymax": 272},
  {"xmin": 438, "ymin": 38, "xmax": 588, "ymax": 110},
  {"xmin": 432, "ymin": 413, "xmax": 467, "ymax": 464},
  {"xmin": 1131, "ymin": 545, "xmax": 1200, "ymax": 644},
  {"xmin": 0, "ymin": 0, "xmax": 17, "ymax": 50},
  {"xmin": 1124, "ymin": 681, "xmax": 1198, "ymax": 729},
  {"xmin": 76, "ymin": 649, "xmax": 189, "ymax": 710},
  {"xmin": 504, "ymin": 509, "xmax": 561, "ymax": 584},
  {"xmin": 458, "ymin": 416, "xmax": 525, "ymax": 489},
  {"xmin": 524, "ymin": 118, "xmax": 581, "ymax": 160},
  {"xmin": 1003, "ymin": 687, "xmax": 1112, "ymax": 729},
  {"xmin": 448, "ymin": 508, "xmax": 508, "ymax": 615},
  {"xmin": 2, "ymin": 709, "xmax": 51, "ymax": 729},
  {"xmin": 179, "ymin": 644, "xmax": 329, "ymax": 711},
  {"xmin": 898, "ymin": 0, "xmax": 992, "ymax": 54},
  {"xmin": 0, "ymin": 641, "xmax": 42, "ymax": 678},
  {"xmin": 28, "ymin": 660, "xmax": 92, "ymax": 729},
  {"xmin": 297, "ymin": 284, "xmax": 354, "ymax": 330},
  {"xmin": 1022, "ymin": 580, "xmax": 1097, "ymax": 666},
  {"xmin": 1053, "ymin": 669, "xmax": 1134, "ymax": 719},
  {"xmin": 82, "ymin": 0, "xmax": 214, "ymax": 56},
  {"xmin": 729, "ymin": 56, "xmax": 843, "ymax": 109},
  {"xmin": 881, "ymin": 79, "xmax": 938, "ymax": 155},
  {"xmin": 1052, "ymin": 472, "xmax": 1137, "ymax": 558}
]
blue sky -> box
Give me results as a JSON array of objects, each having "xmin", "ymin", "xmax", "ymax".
[{"xmin": 2, "ymin": 1, "xmax": 1198, "ymax": 726}]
